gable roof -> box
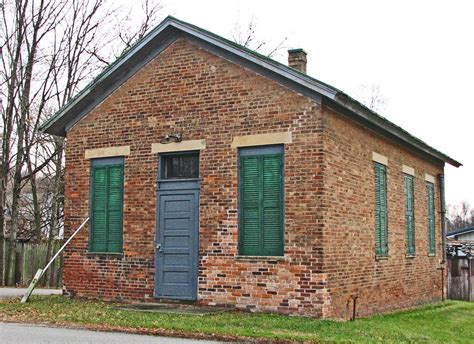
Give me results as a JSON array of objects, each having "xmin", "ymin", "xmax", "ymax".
[
  {"xmin": 447, "ymin": 227, "xmax": 474, "ymax": 239},
  {"xmin": 40, "ymin": 16, "xmax": 461, "ymax": 168}
]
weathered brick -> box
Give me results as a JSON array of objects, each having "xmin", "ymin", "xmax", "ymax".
[{"xmin": 62, "ymin": 38, "xmax": 444, "ymax": 319}]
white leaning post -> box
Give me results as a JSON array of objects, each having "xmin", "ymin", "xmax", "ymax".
[{"xmin": 21, "ymin": 217, "xmax": 89, "ymax": 304}]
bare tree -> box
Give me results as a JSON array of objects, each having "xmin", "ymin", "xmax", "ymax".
[
  {"xmin": 231, "ymin": 16, "xmax": 287, "ymax": 58},
  {"xmin": 0, "ymin": 0, "xmax": 164, "ymax": 286},
  {"xmin": 355, "ymin": 83, "xmax": 388, "ymax": 114},
  {"xmin": 114, "ymin": 0, "xmax": 163, "ymax": 58},
  {"xmin": 447, "ymin": 201, "xmax": 474, "ymax": 231},
  {"xmin": 1, "ymin": 0, "xmax": 65, "ymax": 285}
]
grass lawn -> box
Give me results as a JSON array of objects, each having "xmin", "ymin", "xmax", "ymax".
[{"xmin": 0, "ymin": 296, "xmax": 473, "ymax": 343}]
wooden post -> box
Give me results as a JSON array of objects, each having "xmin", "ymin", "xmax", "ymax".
[{"xmin": 469, "ymin": 258, "xmax": 472, "ymax": 302}]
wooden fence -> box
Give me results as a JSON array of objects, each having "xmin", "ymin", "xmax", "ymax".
[
  {"xmin": 1, "ymin": 239, "xmax": 63, "ymax": 288},
  {"xmin": 447, "ymin": 257, "xmax": 473, "ymax": 301}
]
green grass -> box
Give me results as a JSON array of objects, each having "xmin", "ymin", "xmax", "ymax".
[{"xmin": 0, "ymin": 296, "xmax": 473, "ymax": 343}]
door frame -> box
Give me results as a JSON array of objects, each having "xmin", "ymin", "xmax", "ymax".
[{"xmin": 154, "ymin": 151, "xmax": 200, "ymax": 300}]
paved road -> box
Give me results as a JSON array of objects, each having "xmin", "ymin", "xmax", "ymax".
[
  {"xmin": 0, "ymin": 287, "xmax": 62, "ymax": 299},
  {"xmin": 0, "ymin": 323, "xmax": 228, "ymax": 344}
]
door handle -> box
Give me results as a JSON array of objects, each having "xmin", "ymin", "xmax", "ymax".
[{"xmin": 156, "ymin": 243, "xmax": 162, "ymax": 253}]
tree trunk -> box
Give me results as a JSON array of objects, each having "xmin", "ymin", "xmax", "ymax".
[
  {"xmin": 46, "ymin": 138, "xmax": 63, "ymax": 287},
  {"xmin": 6, "ymin": 133, "xmax": 25, "ymax": 286},
  {"xmin": 0, "ymin": 232, "xmax": 4, "ymax": 286},
  {"xmin": 6, "ymin": 0, "xmax": 46, "ymax": 286},
  {"xmin": 26, "ymin": 160, "xmax": 42, "ymax": 241},
  {"xmin": 0, "ymin": 0, "xmax": 28, "ymax": 287}
]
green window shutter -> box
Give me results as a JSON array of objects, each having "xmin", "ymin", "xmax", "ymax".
[
  {"xmin": 90, "ymin": 159, "xmax": 124, "ymax": 253},
  {"xmin": 374, "ymin": 163, "xmax": 388, "ymax": 256},
  {"xmin": 262, "ymin": 154, "xmax": 283, "ymax": 256},
  {"xmin": 427, "ymin": 182, "xmax": 436, "ymax": 255},
  {"xmin": 107, "ymin": 165, "xmax": 124, "ymax": 253},
  {"xmin": 404, "ymin": 174, "xmax": 415, "ymax": 256},
  {"xmin": 239, "ymin": 148, "xmax": 284, "ymax": 256},
  {"xmin": 91, "ymin": 167, "xmax": 107, "ymax": 252},
  {"xmin": 239, "ymin": 156, "xmax": 261, "ymax": 256}
]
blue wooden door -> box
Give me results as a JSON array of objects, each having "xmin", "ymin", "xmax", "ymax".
[{"xmin": 155, "ymin": 184, "xmax": 199, "ymax": 300}]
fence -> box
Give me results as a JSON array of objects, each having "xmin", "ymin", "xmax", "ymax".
[
  {"xmin": 447, "ymin": 256, "xmax": 473, "ymax": 301},
  {"xmin": 1, "ymin": 239, "xmax": 63, "ymax": 288}
]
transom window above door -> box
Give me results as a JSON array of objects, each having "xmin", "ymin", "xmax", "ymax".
[{"xmin": 161, "ymin": 152, "xmax": 199, "ymax": 179}]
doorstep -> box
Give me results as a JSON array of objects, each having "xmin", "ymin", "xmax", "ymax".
[{"xmin": 116, "ymin": 302, "xmax": 231, "ymax": 316}]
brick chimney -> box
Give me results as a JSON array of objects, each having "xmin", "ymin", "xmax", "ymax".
[{"xmin": 288, "ymin": 49, "xmax": 307, "ymax": 73}]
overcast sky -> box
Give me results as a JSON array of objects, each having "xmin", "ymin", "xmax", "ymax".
[{"xmin": 122, "ymin": 0, "xmax": 473, "ymax": 206}]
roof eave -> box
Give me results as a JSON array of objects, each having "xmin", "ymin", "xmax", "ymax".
[
  {"xmin": 446, "ymin": 227, "xmax": 474, "ymax": 238},
  {"xmin": 331, "ymin": 93, "xmax": 462, "ymax": 168}
]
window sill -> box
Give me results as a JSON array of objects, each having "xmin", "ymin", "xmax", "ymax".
[
  {"xmin": 157, "ymin": 178, "xmax": 200, "ymax": 182},
  {"xmin": 375, "ymin": 255, "xmax": 389, "ymax": 261},
  {"xmin": 405, "ymin": 255, "xmax": 416, "ymax": 259},
  {"xmin": 428, "ymin": 253, "xmax": 436, "ymax": 257},
  {"xmin": 87, "ymin": 252, "xmax": 123, "ymax": 259},
  {"xmin": 235, "ymin": 255, "xmax": 285, "ymax": 262}
]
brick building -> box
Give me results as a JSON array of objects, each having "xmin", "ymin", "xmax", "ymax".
[{"xmin": 41, "ymin": 17, "xmax": 461, "ymax": 318}]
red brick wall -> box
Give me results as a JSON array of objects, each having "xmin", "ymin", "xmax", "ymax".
[
  {"xmin": 63, "ymin": 38, "xmax": 328, "ymax": 316},
  {"xmin": 322, "ymin": 107, "xmax": 444, "ymax": 318},
  {"xmin": 63, "ymin": 36, "xmax": 445, "ymax": 318}
]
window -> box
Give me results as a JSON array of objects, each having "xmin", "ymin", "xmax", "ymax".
[
  {"xmin": 239, "ymin": 145, "xmax": 284, "ymax": 256},
  {"xmin": 374, "ymin": 162, "xmax": 388, "ymax": 257},
  {"xmin": 427, "ymin": 182, "xmax": 436, "ymax": 255},
  {"xmin": 404, "ymin": 174, "xmax": 415, "ymax": 256},
  {"xmin": 89, "ymin": 157, "xmax": 124, "ymax": 253},
  {"xmin": 161, "ymin": 153, "xmax": 199, "ymax": 179}
]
